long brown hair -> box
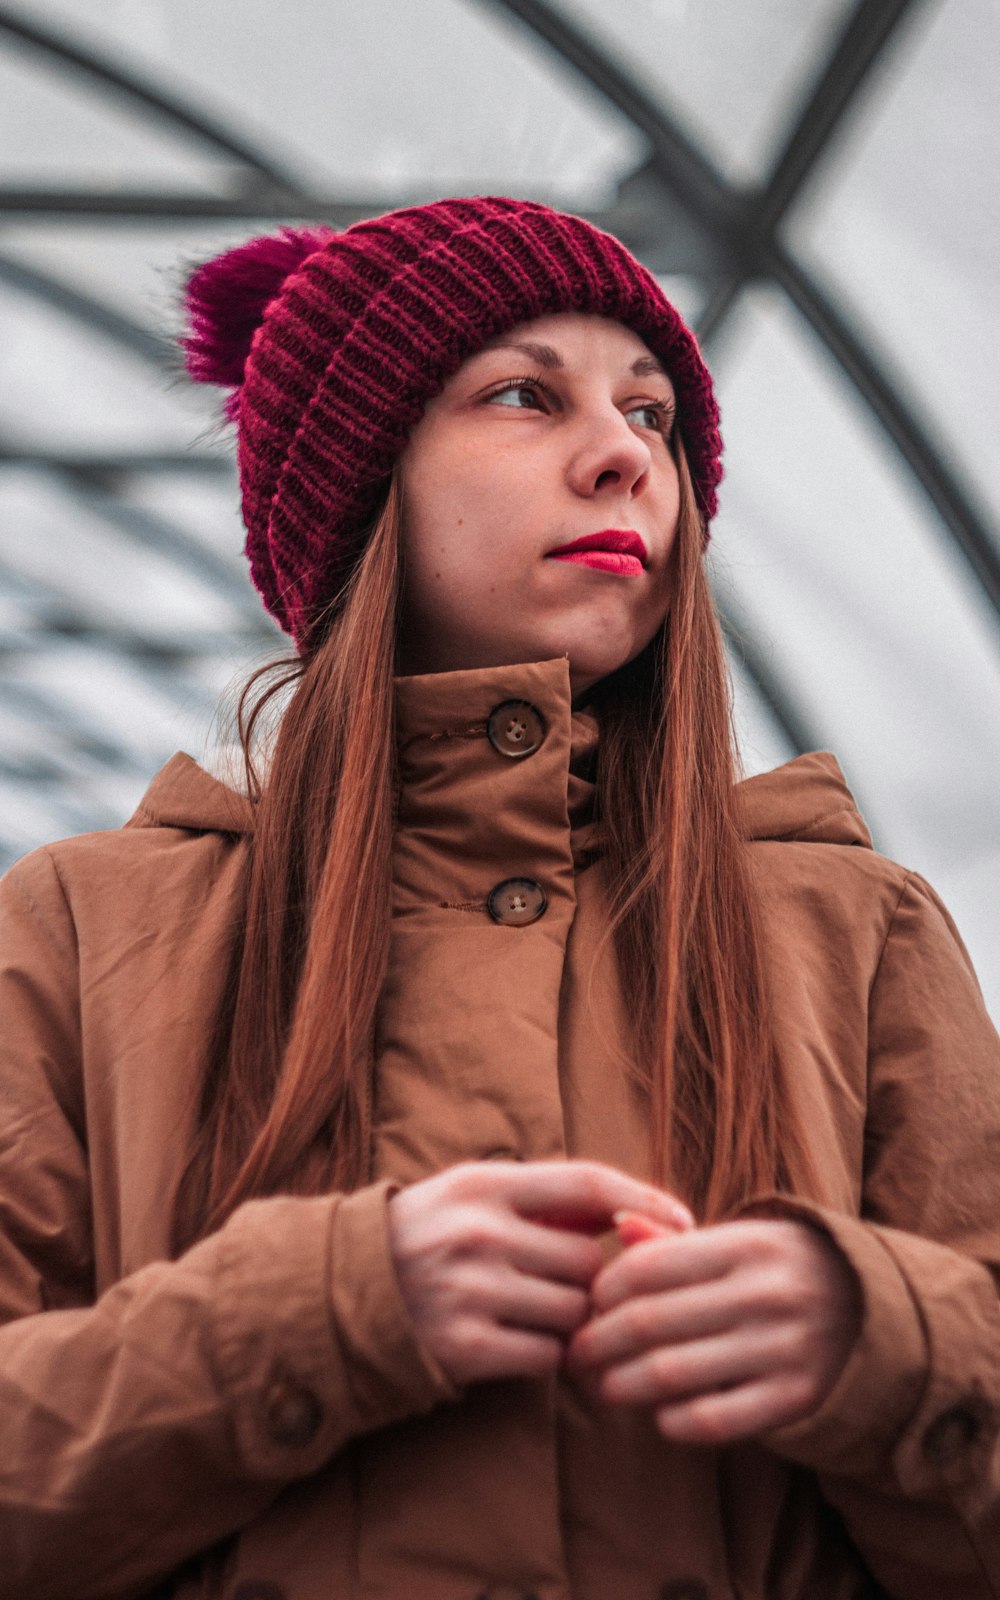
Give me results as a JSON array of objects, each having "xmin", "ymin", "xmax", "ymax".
[{"xmin": 171, "ymin": 444, "xmax": 815, "ymax": 1256}]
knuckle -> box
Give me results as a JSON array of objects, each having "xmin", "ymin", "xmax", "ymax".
[
  {"xmin": 454, "ymin": 1264, "xmax": 496, "ymax": 1312},
  {"xmin": 790, "ymin": 1372, "xmax": 821, "ymax": 1412},
  {"xmin": 685, "ymin": 1398, "xmax": 730, "ymax": 1444},
  {"xmin": 757, "ymin": 1265, "xmax": 799, "ymax": 1316},
  {"xmin": 780, "ymin": 1324, "xmax": 813, "ymax": 1367},
  {"xmin": 570, "ymin": 1237, "xmax": 605, "ymax": 1279},
  {"xmin": 573, "ymin": 1164, "xmax": 608, "ymax": 1212},
  {"xmin": 458, "ymin": 1318, "xmax": 495, "ymax": 1367},
  {"xmin": 742, "ymin": 1221, "xmax": 791, "ymax": 1265},
  {"xmin": 649, "ymin": 1348, "xmax": 683, "ymax": 1392},
  {"xmin": 459, "ymin": 1210, "xmax": 504, "ymax": 1257},
  {"xmin": 446, "ymin": 1162, "xmax": 489, "ymax": 1200},
  {"xmin": 560, "ymin": 1286, "xmax": 590, "ymax": 1328},
  {"xmin": 623, "ymin": 1298, "xmax": 659, "ymax": 1344}
]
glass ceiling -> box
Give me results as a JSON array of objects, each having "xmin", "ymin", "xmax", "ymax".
[{"xmin": 1, "ymin": 0, "xmax": 997, "ymax": 1018}]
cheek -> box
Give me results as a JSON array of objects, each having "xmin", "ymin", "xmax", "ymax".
[{"xmin": 401, "ymin": 446, "xmax": 523, "ymax": 585}]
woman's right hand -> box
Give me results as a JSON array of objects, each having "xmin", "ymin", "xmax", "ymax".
[{"xmin": 386, "ymin": 1159, "xmax": 693, "ymax": 1387}]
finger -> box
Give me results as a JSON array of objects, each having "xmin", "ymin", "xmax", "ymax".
[
  {"xmin": 566, "ymin": 1281, "xmax": 740, "ymax": 1371},
  {"xmin": 597, "ymin": 1328, "xmax": 781, "ymax": 1406},
  {"xmin": 493, "ymin": 1273, "xmax": 591, "ymax": 1337},
  {"xmin": 590, "ymin": 1222, "xmax": 751, "ymax": 1311},
  {"xmin": 498, "ymin": 1160, "xmax": 694, "ymax": 1233},
  {"xmin": 654, "ymin": 1373, "xmax": 818, "ymax": 1445},
  {"xmin": 503, "ymin": 1217, "xmax": 606, "ymax": 1286},
  {"xmin": 484, "ymin": 1328, "xmax": 566, "ymax": 1380}
]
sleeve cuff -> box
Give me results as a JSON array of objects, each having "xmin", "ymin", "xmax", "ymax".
[
  {"xmin": 211, "ymin": 1183, "xmax": 460, "ymax": 1483},
  {"xmin": 734, "ymin": 1193, "xmax": 929, "ymax": 1476},
  {"xmin": 326, "ymin": 1178, "xmax": 463, "ymax": 1431}
]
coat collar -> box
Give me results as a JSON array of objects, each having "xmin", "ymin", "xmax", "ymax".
[
  {"xmin": 125, "ymin": 751, "xmax": 254, "ymax": 836},
  {"xmin": 124, "ymin": 661, "xmax": 871, "ymax": 852}
]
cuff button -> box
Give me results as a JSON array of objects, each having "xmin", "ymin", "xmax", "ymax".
[
  {"xmin": 263, "ymin": 1374, "xmax": 323, "ymax": 1447},
  {"xmin": 922, "ymin": 1404, "xmax": 981, "ymax": 1468}
]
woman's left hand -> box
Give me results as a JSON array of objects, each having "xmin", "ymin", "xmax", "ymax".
[{"xmin": 564, "ymin": 1217, "xmax": 862, "ymax": 1444}]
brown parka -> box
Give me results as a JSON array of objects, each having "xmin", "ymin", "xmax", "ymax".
[{"xmin": 1, "ymin": 656, "xmax": 999, "ymax": 1600}]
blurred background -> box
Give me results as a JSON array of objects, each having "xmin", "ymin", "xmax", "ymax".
[{"xmin": 0, "ymin": 0, "xmax": 997, "ymax": 1016}]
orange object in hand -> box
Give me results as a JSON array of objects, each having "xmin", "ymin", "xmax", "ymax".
[{"xmin": 612, "ymin": 1209, "xmax": 693, "ymax": 1246}]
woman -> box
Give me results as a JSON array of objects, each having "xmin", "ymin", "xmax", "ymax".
[{"xmin": 1, "ymin": 196, "xmax": 997, "ymax": 1600}]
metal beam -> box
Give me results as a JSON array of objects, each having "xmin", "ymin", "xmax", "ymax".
[
  {"xmin": 773, "ymin": 246, "xmax": 1000, "ymax": 616},
  {"xmin": 715, "ymin": 590, "xmax": 882, "ymax": 836},
  {"xmin": 481, "ymin": 0, "xmax": 735, "ymax": 265},
  {"xmin": 1, "ymin": 676, "xmax": 150, "ymax": 771},
  {"xmin": 55, "ymin": 474, "xmax": 261, "ymax": 615},
  {"xmin": 0, "ymin": 251, "xmax": 168, "ymax": 365},
  {"xmin": 696, "ymin": 0, "xmax": 925, "ymax": 342},
  {"xmin": 0, "ymin": 555, "xmax": 269, "ymax": 673},
  {"xmin": 0, "ymin": 7, "xmax": 303, "ymax": 190},
  {"xmin": 713, "ymin": 594, "xmax": 817, "ymax": 759},
  {"xmin": 0, "ymin": 447, "xmax": 230, "ymax": 476},
  {"xmin": 0, "ymin": 618, "xmax": 273, "ymax": 665},
  {"xmin": 0, "ymin": 188, "xmax": 377, "ymax": 222},
  {"xmin": 757, "ymin": 0, "xmax": 924, "ymax": 237}
]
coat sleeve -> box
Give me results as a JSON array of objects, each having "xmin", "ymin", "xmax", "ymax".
[
  {"xmin": 0, "ymin": 849, "xmax": 460, "ymax": 1600},
  {"xmin": 743, "ymin": 871, "xmax": 1000, "ymax": 1598}
]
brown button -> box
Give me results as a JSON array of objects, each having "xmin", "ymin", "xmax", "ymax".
[
  {"xmin": 660, "ymin": 1583, "xmax": 709, "ymax": 1600},
  {"xmin": 263, "ymin": 1375, "xmax": 323, "ymax": 1447},
  {"xmin": 922, "ymin": 1405, "xmax": 981, "ymax": 1467},
  {"xmin": 487, "ymin": 878, "xmax": 547, "ymax": 927},
  {"xmin": 487, "ymin": 700, "xmax": 546, "ymax": 759},
  {"xmin": 233, "ymin": 1585, "xmax": 286, "ymax": 1600}
]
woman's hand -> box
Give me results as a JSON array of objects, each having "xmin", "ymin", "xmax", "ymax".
[
  {"xmin": 387, "ymin": 1160, "xmax": 693, "ymax": 1388},
  {"xmin": 565, "ymin": 1216, "xmax": 862, "ymax": 1444}
]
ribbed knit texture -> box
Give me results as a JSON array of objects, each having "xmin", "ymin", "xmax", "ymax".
[{"xmin": 187, "ymin": 196, "xmax": 723, "ymax": 649}]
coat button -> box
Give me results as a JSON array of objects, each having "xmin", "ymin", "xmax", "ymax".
[
  {"xmin": 660, "ymin": 1583, "xmax": 709, "ymax": 1600},
  {"xmin": 263, "ymin": 1374, "xmax": 323, "ymax": 1447},
  {"xmin": 487, "ymin": 700, "xmax": 546, "ymax": 759},
  {"xmin": 487, "ymin": 878, "xmax": 547, "ymax": 927},
  {"xmin": 922, "ymin": 1404, "xmax": 981, "ymax": 1467}
]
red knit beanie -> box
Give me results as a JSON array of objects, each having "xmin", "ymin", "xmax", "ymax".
[{"xmin": 183, "ymin": 195, "xmax": 722, "ymax": 650}]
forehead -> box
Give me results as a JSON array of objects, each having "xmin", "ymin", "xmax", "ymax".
[{"xmin": 472, "ymin": 311, "xmax": 669, "ymax": 381}]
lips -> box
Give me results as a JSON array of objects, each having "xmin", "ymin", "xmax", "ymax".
[{"xmin": 546, "ymin": 528, "xmax": 647, "ymax": 577}]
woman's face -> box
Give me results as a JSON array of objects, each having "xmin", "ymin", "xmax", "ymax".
[{"xmin": 396, "ymin": 311, "xmax": 682, "ymax": 697}]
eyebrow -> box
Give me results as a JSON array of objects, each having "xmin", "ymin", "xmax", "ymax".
[{"xmin": 478, "ymin": 339, "xmax": 670, "ymax": 382}]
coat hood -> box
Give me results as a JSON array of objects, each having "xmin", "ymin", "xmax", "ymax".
[{"xmin": 126, "ymin": 747, "xmax": 872, "ymax": 851}]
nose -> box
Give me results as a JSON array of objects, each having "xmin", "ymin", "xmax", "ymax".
[{"xmin": 565, "ymin": 405, "xmax": 652, "ymax": 500}]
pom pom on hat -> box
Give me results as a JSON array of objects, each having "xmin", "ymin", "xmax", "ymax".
[
  {"xmin": 180, "ymin": 196, "xmax": 723, "ymax": 649},
  {"xmin": 182, "ymin": 226, "xmax": 335, "ymax": 418}
]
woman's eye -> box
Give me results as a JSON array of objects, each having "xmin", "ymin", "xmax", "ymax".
[
  {"xmin": 487, "ymin": 381, "xmax": 543, "ymax": 410},
  {"xmin": 626, "ymin": 402, "xmax": 672, "ymax": 434}
]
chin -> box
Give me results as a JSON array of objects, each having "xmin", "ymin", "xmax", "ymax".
[
  {"xmin": 562, "ymin": 646, "xmax": 642, "ymax": 699},
  {"xmin": 558, "ymin": 620, "xmax": 646, "ymax": 686}
]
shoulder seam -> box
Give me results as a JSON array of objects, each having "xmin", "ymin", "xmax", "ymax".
[
  {"xmin": 866, "ymin": 870, "xmax": 914, "ymax": 1014},
  {"xmin": 38, "ymin": 846, "xmax": 82, "ymax": 964}
]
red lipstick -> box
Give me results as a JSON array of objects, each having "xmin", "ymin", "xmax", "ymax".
[{"xmin": 546, "ymin": 528, "xmax": 647, "ymax": 578}]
